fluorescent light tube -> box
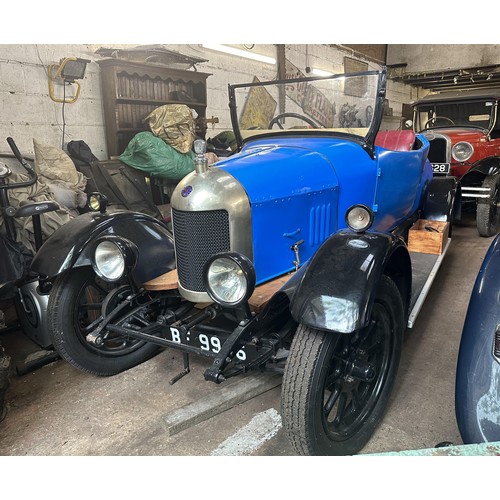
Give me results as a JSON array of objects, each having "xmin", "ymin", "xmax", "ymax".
[
  {"xmin": 202, "ymin": 44, "xmax": 276, "ymax": 65},
  {"xmin": 311, "ymin": 68, "xmax": 334, "ymax": 77}
]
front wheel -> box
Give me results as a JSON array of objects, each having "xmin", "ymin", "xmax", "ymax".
[
  {"xmin": 281, "ymin": 275, "xmax": 404, "ymax": 455},
  {"xmin": 476, "ymin": 174, "xmax": 500, "ymax": 237},
  {"xmin": 47, "ymin": 267, "xmax": 160, "ymax": 376}
]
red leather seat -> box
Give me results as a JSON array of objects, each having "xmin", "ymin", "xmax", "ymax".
[{"xmin": 374, "ymin": 130, "xmax": 416, "ymax": 151}]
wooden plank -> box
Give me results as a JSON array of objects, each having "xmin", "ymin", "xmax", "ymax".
[
  {"xmin": 143, "ymin": 269, "xmax": 178, "ymax": 291},
  {"xmin": 162, "ymin": 373, "xmax": 282, "ymax": 437},
  {"xmin": 249, "ymin": 274, "xmax": 292, "ymax": 313},
  {"xmin": 143, "ymin": 267, "xmax": 293, "ymax": 313}
]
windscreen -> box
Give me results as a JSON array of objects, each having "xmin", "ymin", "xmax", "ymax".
[
  {"xmin": 230, "ymin": 72, "xmax": 381, "ymax": 142},
  {"xmin": 414, "ymin": 99, "xmax": 495, "ymax": 131}
]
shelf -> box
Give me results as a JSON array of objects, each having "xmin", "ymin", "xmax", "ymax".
[{"xmin": 97, "ymin": 57, "xmax": 210, "ymax": 158}]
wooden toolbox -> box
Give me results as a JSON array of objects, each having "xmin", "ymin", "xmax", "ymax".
[{"xmin": 408, "ymin": 219, "xmax": 449, "ymax": 255}]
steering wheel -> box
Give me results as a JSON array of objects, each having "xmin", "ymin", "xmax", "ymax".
[
  {"xmin": 424, "ymin": 116, "xmax": 455, "ymax": 128},
  {"xmin": 269, "ymin": 112, "xmax": 320, "ymax": 129}
]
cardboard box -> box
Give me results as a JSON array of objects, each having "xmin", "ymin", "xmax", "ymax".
[{"xmin": 408, "ymin": 219, "xmax": 449, "ymax": 255}]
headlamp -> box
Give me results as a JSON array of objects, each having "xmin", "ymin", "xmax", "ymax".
[
  {"xmin": 452, "ymin": 142, "xmax": 474, "ymax": 162},
  {"xmin": 203, "ymin": 252, "xmax": 256, "ymax": 307},
  {"xmin": 92, "ymin": 237, "xmax": 137, "ymax": 282}
]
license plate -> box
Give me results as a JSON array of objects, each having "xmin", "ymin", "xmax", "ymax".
[
  {"xmin": 431, "ymin": 163, "xmax": 450, "ymax": 174},
  {"xmin": 168, "ymin": 326, "xmax": 248, "ymax": 361}
]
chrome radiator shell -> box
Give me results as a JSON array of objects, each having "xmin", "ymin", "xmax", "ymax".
[{"xmin": 170, "ymin": 167, "xmax": 252, "ymax": 303}]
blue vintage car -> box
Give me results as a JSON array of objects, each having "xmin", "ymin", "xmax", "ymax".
[
  {"xmin": 455, "ymin": 233, "xmax": 500, "ymax": 443},
  {"xmin": 39, "ymin": 69, "xmax": 457, "ymax": 455}
]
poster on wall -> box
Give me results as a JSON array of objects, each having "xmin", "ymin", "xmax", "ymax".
[
  {"xmin": 302, "ymin": 86, "xmax": 336, "ymax": 128},
  {"xmin": 239, "ymin": 77, "xmax": 277, "ymax": 129},
  {"xmin": 344, "ymin": 57, "xmax": 368, "ymax": 97},
  {"xmin": 284, "ymin": 59, "xmax": 309, "ymax": 107},
  {"xmin": 284, "ymin": 59, "xmax": 335, "ymax": 127}
]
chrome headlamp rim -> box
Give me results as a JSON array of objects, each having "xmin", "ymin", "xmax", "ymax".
[
  {"xmin": 92, "ymin": 236, "xmax": 138, "ymax": 282},
  {"xmin": 345, "ymin": 204, "xmax": 374, "ymax": 233},
  {"xmin": 202, "ymin": 252, "xmax": 256, "ymax": 308},
  {"xmin": 451, "ymin": 141, "xmax": 474, "ymax": 162}
]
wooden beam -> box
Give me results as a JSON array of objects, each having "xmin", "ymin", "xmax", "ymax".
[
  {"xmin": 143, "ymin": 268, "xmax": 293, "ymax": 313},
  {"xmin": 143, "ymin": 269, "xmax": 178, "ymax": 291},
  {"xmin": 248, "ymin": 274, "xmax": 292, "ymax": 313}
]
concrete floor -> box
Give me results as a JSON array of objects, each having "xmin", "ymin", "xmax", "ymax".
[{"xmin": 0, "ymin": 211, "xmax": 495, "ymax": 456}]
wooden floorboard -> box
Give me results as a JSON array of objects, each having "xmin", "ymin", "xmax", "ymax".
[{"xmin": 143, "ymin": 268, "xmax": 293, "ymax": 312}]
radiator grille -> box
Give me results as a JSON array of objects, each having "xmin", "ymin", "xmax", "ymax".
[
  {"xmin": 172, "ymin": 208, "xmax": 231, "ymax": 292},
  {"xmin": 427, "ymin": 137, "xmax": 449, "ymax": 163}
]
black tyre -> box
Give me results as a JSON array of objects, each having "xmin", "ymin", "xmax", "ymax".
[
  {"xmin": 281, "ymin": 275, "xmax": 404, "ymax": 456},
  {"xmin": 48, "ymin": 266, "xmax": 160, "ymax": 376},
  {"xmin": 476, "ymin": 174, "xmax": 500, "ymax": 237}
]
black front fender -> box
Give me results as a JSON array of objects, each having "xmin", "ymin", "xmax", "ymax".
[
  {"xmin": 466, "ymin": 157, "xmax": 500, "ymax": 179},
  {"xmin": 31, "ymin": 210, "xmax": 175, "ymax": 284},
  {"xmin": 284, "ymin": 230, "xmax": 410, "ymax": 334}
]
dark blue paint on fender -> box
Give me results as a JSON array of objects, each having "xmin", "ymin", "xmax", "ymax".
[{"xmin": 455, "ymin": 234, "xmax": 500, "ymax": 443}]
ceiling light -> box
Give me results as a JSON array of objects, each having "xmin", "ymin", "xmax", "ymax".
[
  {"xmin": 202, "ymin": 44, "xmax": 276, "ymax": 65},
  {"xmin": 311, "ymin": 68, "xmax": 334, "ymax": 77}
]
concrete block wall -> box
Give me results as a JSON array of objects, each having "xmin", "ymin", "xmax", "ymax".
[
  {"xmin": 0, "ymin": 44, "xmax": 418, "ymax": 161},
  {"xmin": 0, "ymin": 44, "xmax": 105, "ymax": 159},
  {"xmin": 387, "ymin": 44, "xmax": 500, "ymax": 74}
]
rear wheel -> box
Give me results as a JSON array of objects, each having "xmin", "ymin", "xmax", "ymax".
[
  {"xmin": 477, "ymin": 174, "xmax": 500, "ymax": 237},
  {"xmin": 48, "ymin": 266, "xmax": 160, "ymax": 376},
  {"xmin": 281, "ymin": 275, "xmax": 404, "ymax": 455}
]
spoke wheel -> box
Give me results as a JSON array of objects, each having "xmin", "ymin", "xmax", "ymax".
[
  {"xmin": 281, "ymin": 275, "xmax": 404, "ymax": 455},
  {"xmin": 476, "ymin": 174, "xmax": 500, "ymax": 237},
  {"xmin": 48, "ymin": 267, "xmax": 160, "ymax": 376}
]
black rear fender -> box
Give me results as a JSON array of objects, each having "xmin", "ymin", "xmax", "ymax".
[
  {"xmin": 421, "ymin": 176, "xmax": 458, "ymax": 223},
  {"xmin": 284, "ymin": 231, "xmax": 411, "ymax": 334}
]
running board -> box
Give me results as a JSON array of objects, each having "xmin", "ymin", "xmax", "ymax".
[{"xmin": 407, "ymin": 238, "xmax": 451, "ymax": 328}]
